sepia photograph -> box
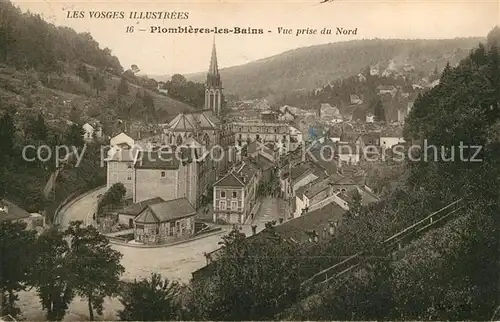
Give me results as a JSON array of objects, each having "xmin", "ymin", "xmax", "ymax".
[{"xmin": 0, "ymin": 0, "xmax": 499, "ymax": 320}]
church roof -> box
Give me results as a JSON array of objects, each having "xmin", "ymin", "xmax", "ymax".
[{"xmin": 168, "ymin": 111, "xmax": 217, "ymax": 131}]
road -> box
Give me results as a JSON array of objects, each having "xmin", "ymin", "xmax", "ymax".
[
  {"xmin": 57, "ymin": 186, "xmax": 106, "ymax": 228},
  {"xmin": 23, "ymin": 193, "xmax": 287, "ymax": 320},
  {"xmin": 251, "ymin": 197, "xmax": 289, "ymax": 227}
]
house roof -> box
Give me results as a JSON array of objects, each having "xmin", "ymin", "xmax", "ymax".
[
  {"xmin": 250, "ymin": 155, "xmax": 275, "ymax": 171},
  {"xmin": 111, "ymin": 132, "xmax": 135, "ymax": 145},
  {"xmin": 339, "ymin": 132, "xmax": 361, "ymax": 143},
  {"xmin": 237, "ymin": 162, "xmax": 258, "ymax": 180},
  {"xmin": 290, "ymin": 163, "xmax": 314, "ymax": 182},
  {"xmin": 360, "ymin": 133, "xmax": 380, "ymax": 146},
  {"xmin": 119, "ymin": 197, "xmax": 165, "ymax": 216},
  {"xmin": 0, "ymin": 199, "xmax": 31, "ymax": 222},
  {"xmin": 107, "ymin": 146, "xmax": 141, "ymax": 162},
  {"xmin": 134, "ymin": 151, "xmax": 181, "ymax": 170},
  {"xmin": 134, "ymin": 197, "xmax": 196, "ymax": 223},
  {"xmin": 275, "ymin": 202, "xmax": 346, "ymax": 244},
  {"xmin": 380, "ymin": 127, "xmax": 404, "ymax": 137},
  {"xmin": 214, "ymin": 172, "xmax": 245, "ymax": 187}
]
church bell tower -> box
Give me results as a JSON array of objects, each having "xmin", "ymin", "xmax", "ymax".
[{"xmin": 205, "ymin": 38, "xmax": 223, "ymax": 116}]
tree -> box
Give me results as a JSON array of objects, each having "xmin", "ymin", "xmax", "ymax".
[
  {"xmin": 26, "ymin": 114, "xmax": 48, "ymax": 142},
  {"xmin": 130, "ymin": 64, "xmax": 140, "ymax": 74},
  {"xmin": 92, "ymin": 73, "xmax": 106, "ymax": 95},
  {"xmin": 0, "ymin": 221, "xmax": 37, "ymax": 317},
  {"xmin": 64, "ymin": 124, "xmax": 85, "ymax": 149},
  {"xmin": 31, "ymin": 228, "xmax": 74, "ymax": 321},
  {"xmin": 372, "ymin": 98, "xmax": 385, "ymax": 122},
  {"xmin": 118, "ymin": 273, "xmax": 182, "ymax": 321},
  {"xmin": 117, "ymin": 77, "xmax": 129, "ymax": 96},
  {"xmin": 187, "ymin": 227, "xmax": 302, "ymax": 320},
  {"xmin": 348, "ymin": 189, "xmax": 362, "ymax": 217},
  {"xmin": 97, "ymin": 182, "xmax": 126, "ymax": 214},
  {"xmin": 65, "ymin": 221, "xmax": 124, "ymax": 320},
  {"xmin": 76, "ymin": 63, "xmax": 90, "ymax": 83},
  {"xmin": 171, "ymin": 74, "xmax": 187, "ymax": 86},
  {"xmin": 0, "ymin": 110, "xmax": 16, "ymax": 166}
]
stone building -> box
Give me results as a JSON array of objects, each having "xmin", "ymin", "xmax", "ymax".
[
  {"xmin": 133, "ymin": 150, "xmax": 197, "ymax": 208},
  {"xmin": 212, "ymin": 162, "xmax": 259, "ymax": 224},
  {"xmin": 133, "ymin": 197, "xmax": 196, "ymax": 245}
]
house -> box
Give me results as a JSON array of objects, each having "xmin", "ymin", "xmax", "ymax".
[
  {"xmin": 289, "ymin": 126, "xmax": 303, "ymax": 151},
  {"xmin": 106, "ymin": 147, "xmax": 140, "ymax": 199},
  {"xmin": 306, "ymin": 138, "xmax": 340, "ymax": 175},
  {"xmin": 319, "ymin": 103, "xmax": 341, "ymax": 120},
  {"xmin": 82, "ymin": 122, "xmax": 103, "ymax": 141},
  {"xmin": 278, "ymin": 107, "xmax": 296, "ymax": 122},
  {"xmin": 335, "ymin": 142, "xmax": 360, "ymax": 165},
  {"xmin": 380, "ymin": 129, "xmax": 405, "ymax": 150},
  {"xmin": 377, "ymin": 85, "xmax": 398, "ymax": 98},
  {"xmin": 157, "ymin": 82, "xmax": 169, "ymax": 95},
  {"xmin": 370, "ymin": 64, "xmax": 380, "ymax": 76},
  {"xmin": 133, "ymin": 197, "xmax": 196, "ymax": 245},
  {"xmin": 213, "ymin": 162, "xmax": 259, "ymax": 224},
  {"xmin": 260, "ymin": 110, "xmax": 278, "ymax": 122},
  {"xmin": 366, "ymin": 113, "xmax": 375, "ymax": 123},
  {"xmin": 181, "ymin": 138, "xmax": 217, "ymax": 208},
  {"xmin": 108, "ymin": 132, "xmax": 136, "ymax": 158},
  {"xmin": 350, "ymin": 94, "xmax": 363, "ymax": 105},
  {"xmin": 247, "ymin": 141, "xmax": 279, "ymax": 162},
  {"xmin": 233, "ymin": 120, "xmax": 290, "ymax": 151},
  {"xmin": 133, "ymin": 150, "xmax": 197, "ymax": 208},
  {"xmin": 117, "ymin": 197, "xmax": 164, "ymax": 227},
  {"xmin": 0, "ymin": 199, "xmax": 45, "ymax": 231},
  {"xmin": 294, "ymin": 175, "xmax": 378, "ymax": 218},
  {"xmin": 359, "ymin": 133, "xmax": 381, "ymax": 147},
  {"xmin": 357, "ymin": 73, "xmax": 367, "ymax": 82}
]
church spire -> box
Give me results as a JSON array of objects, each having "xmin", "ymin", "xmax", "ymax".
[
  {"xmin": 205, "ymin": 37, "xmax": 223, "ymax": 116},
  {"xmin": 206, "ymin": 37, "xmax": 221, "ymax": 88}
]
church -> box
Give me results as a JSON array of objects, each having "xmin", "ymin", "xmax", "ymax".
[{"xmin": 106, "ymin": 39, "xmax": 233, "ymax": 211}]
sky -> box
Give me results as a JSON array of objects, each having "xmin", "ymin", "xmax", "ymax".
[{"xmin": 11, "ymin": 0, "xmax": 500, "ymax": 76}]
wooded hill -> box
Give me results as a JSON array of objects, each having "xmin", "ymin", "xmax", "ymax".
[
  {"xmin": 0, "ymin": 0, "xmax": 194, "ymax": 131},
  {"xmin": 0, "ymin": 0, "xmax": 194, "ymax": 216},
  {"xmin": 187, "ymin": 38, "xmax": 484, "ymax": 100}
]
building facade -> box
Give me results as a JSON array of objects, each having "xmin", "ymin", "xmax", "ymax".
[
  {"xmin": 212, "ymin": 162, "xmax": 259, "ymax": 224},
  {"xmin": 133, "ymin": 197, "xmax": 196, "ymax": 245}
]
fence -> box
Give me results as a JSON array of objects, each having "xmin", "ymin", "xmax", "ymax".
[{"xmin": 301, "ymin": 199, "xmax": 464, "ymax": 288}]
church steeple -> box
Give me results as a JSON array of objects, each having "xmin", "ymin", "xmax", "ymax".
[
  {"xmin": 205, "ymin": 37, "xmax": 223, "ymax": 116},
  {"xmin": 206, "ymin": 37, "xmax": 222, "ymax": 88}
]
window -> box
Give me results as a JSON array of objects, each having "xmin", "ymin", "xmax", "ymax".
[
  {"xmin": 127, "ymin": 163, "xmax": 132, "ymax": 169},
  {"xmin": 127, "ymin": 175, "xmax": 132, "ymax": 180},
  {"xmin": 231, "ymin": 201, "xmax": 238, "ymax": 210},
  {"xmin": 232, "ymin": 191, "xmax": 237, "ymax": 198},
  {"xmin": 219, "ymin": 200, "xmax": 226, "ymax": 210},
  {"xmin": 161, "ymin": 171, "xmax": 166, "ymax": 177},
  {"xmin": 221, "ymin": 191, "xmax": 226, "ymax": 198},
  {"xmin": 274, "ymin": 128, "xmax": 277, "ymax": 133}
]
